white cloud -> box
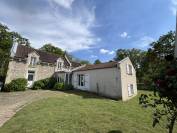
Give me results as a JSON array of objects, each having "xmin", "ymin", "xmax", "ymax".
[
  {"xmin": 133, "ymin": 36, "xmax": 154, "ymax": 48},
  {"xmin": 0, "ymin": 0, "xmax": 100, "ymax": 52},
  {"xmin": 51, "ymin": 0, "xmax": 74, "ymax": 9},
  {"xmin": 170, "ymin": 0, "xmax": 177, "ymax": 15},
  {"xmin": 120, "ymin": 32, "xmax": 130, "ymax": 39},
  {"xmin": 90, "ymin": 55, "xmax": 97, "ymax": 58},
  {"xmin": 100, "ymin": 49, "xmax": 115, "ymax": 55}
]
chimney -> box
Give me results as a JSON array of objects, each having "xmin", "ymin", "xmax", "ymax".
[{"xmin": 175, "ymin": 11, "xmax": 177, "ymax": 58}]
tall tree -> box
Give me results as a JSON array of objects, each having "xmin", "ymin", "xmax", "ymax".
[
  {"xmin": 0, "ymin": 23, "xmax": 13, "ymax": 82},
  {"xmin": 0, "ymin": 23, "xmax": 31, "ymax": 82},
  {"xmin": 141, "ymin": 31, "xmax": 175, "ymax": 89},
  {"xmin": 94, "ymin": 59, "xmax": 101, "ymax": 64},
  {"xmin": 40, "ymin": 44, "xmax": 64, "ymax": 56},
  {"xmin": 139, "ymin": 31, "xmax": 176, "ymax": 133}
]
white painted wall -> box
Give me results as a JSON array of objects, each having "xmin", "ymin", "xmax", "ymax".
[{"xmin": 72, "ymin": 67, "xmax": 122, "ymax": 99}]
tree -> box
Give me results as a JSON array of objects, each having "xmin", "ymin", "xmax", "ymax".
[
  {"xmin": 0, "ymin": 23, "xmax": 31, "ymax": 83},
  {"xmin": 139, "ymin": 31, "xmax": 176, "ymax": 133},
  {"xmin": 80, "ymin": 60, "xmax": 90, "ymax": 65},
  {"xmin": 114, "ymin": 48, "xmax": 146, "ymax": 83},
  {"xmin": 94, "ymin": 59, "xmax": 101, "ymax": 64},
  {"xmin": 141, "ymin": 31, "xmax": 175, "ymax": 90},
  {"xmin": 139, "ymin": 55, "xmax": 177, "ymax": 133},
  {"xmin": 0, "ymin": 23, "xmax": 13, "ymax": 82},
  {"xmin": 40, "ymin": 44, "xmax": 64, "ymax": 56}
]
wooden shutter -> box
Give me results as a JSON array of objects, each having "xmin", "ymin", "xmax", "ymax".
[
  {"xmin": 126, "ymin": 64, "xmax": 129, "ymax": 74},
  {"xmin": 128, "ymin": 84, "xmax": 131, "ymax": 96},
  {"xmin": 85, "ymin": 74, "xmax": 90, "ymax": 90}
]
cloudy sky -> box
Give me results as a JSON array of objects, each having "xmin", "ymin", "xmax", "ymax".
[{"xmin": 0, "ymin": 0, "xmax": 176, "ymax": 62}]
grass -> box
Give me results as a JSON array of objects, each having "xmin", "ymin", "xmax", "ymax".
[{"xmin": 0, "ymin": 90, "xmax": 176, "ymax": 133}]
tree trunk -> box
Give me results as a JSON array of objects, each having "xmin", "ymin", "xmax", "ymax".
[{"xmin": 169, "ymin": 113, "xmax": 177, "ymax": 133}]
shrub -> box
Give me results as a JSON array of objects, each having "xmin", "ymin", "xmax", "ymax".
[
  {"xmin": 4, "ymin": 78, "xmax": 27, "ymax": 92},
  {"xmin": 54, "ymin": 83, "xmax": 64, "ymax": 90},
  {"xmin": 64, "ymin": 83, "xmax": 74, "ymax": 90},
  {"xmin": 32, "ymin": 77, "xmax": 57, "ymax": 90},
  {"xmin": 54, "ymin": 83, "xmax": 74, "ymax": 91},
  {"xmin": 32, "ymin": 80, "xmax": 45, "ymax": 90}
]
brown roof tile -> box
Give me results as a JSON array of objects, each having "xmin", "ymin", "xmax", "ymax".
[{"xmin": 75, "ymin": 61, "xmax": 118, "ymax": 71}]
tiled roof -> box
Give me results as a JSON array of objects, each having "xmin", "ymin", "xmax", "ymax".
[
  {"xmin": 15, "ymin": 45, "xmax": 59, "ymax": 63},
  {"xmin": 74, "ymin": 61, "xmax": 118, "ymax": 71},
  {"xmin": 15, "ymin": 45, "xmax": 81, "ymax": 67}
]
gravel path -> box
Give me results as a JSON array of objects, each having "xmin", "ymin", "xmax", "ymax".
[{"xmin": 0, "ymin": 90, "xmax": 62, "ymax": 127}]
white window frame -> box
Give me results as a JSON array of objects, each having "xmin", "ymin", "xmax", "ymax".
[
  {"xmin": 128, "ymin": 84, "xmax": 134, "ymax": 96},
  {"xmin": 78, "ymin": 74, "xmax": 85, "ymax": 87},
  {"xmin": 58, "ymin": 62, "xmax": 63, "ymax": 69},
  {"xmin": 30, "ymin": 57, "xmax": 37, "ymax": 66}
]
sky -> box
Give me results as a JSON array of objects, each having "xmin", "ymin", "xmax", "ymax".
[{"xmin": 0, "ymin": 0, "xmax": 176, "ymax": 63}]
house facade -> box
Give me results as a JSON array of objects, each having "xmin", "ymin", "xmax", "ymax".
[
  {"xmin": 5, "ymin": 43, "xmax": 81, "ymax": 87},
  {"xmin": 5, "ymin": 43, "xmax": 137, "ymax": 101}
]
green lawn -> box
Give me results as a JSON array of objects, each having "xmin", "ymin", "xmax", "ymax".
[{"xmin": 0, "ymin": 90, "xmax": 176, "ymax": 133}]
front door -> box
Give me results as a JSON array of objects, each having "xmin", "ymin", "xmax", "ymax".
[{"xmin": 27, "ymin": 71, "xmax": 35, "ymax": 87}]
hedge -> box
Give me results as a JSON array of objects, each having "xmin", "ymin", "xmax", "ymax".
[
  {"xmin": 32, "ymin": 77, "xmax": 56, "ymax": 90},
  {"xmin": 4, "ymin": 78, "xmax": 27, "ymax": 92}
]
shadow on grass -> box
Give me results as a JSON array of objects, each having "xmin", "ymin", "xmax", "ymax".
[
  {"xmin": 61, "ymin": 89, "xmax": 121, "ymax": 101},
  {"xmin": 108, "ymin": 130, "xmax": 123, "ymax": 133}
]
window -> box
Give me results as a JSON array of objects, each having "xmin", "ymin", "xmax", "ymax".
[
  {"xmin": 30, "ymin": 57, "xmax": 37, "ymax": 66},
  {"xmin": 58, "ymin": 62, "xmax": 62, "ymax": 69},
  {"xmin": 28, "ymin": 71, "xmax": 35, "ymax": 81},
  {"xmin": 126, "ymin": 64, "xmax": 133, "ymax": 75},
  {"xmin": 128, "ymin": 84, "xmax": 134, "ymax": 96},
  {"xmin": 78, "ymin": 74, "xmax": 85, "ymax": 86}
]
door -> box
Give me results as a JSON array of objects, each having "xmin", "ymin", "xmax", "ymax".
[{"xmin": 27, "ymin": 71, "xmax": 35, "ymax": 87}]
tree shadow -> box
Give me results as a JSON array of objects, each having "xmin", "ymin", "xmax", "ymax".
[{"xmin": 108, "ymin": 130, "xmax": 123, "ymax": 133}]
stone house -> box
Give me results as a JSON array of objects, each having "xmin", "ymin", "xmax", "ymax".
[{"xmin": 5, "ymin": 43, "xmax": 137, "ymax": 101}]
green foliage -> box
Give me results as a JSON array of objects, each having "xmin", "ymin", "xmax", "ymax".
[
  {"xmin": 32, "ymin": 77, "xmax": 57, "ymax": 90},
  {"xmin": 4, "ymin": 78, "xmax": 27, "ymax": 92},
  {"xmin": 139, "ymin": 55, "xmax": 177, "ymax": 133},
  {"xmin": 141, "ymin": 31, "xmax": 175, "ymax": 87},
  {"xmin": 32, "ymin": 80, "xmax": 45, "ymax": 90},
  {"xmin": 40, "ymin": 44, "xmax": 64, "ymax": 56},
  {"xmin": 0, "ymin": 23, "xmax": 30, "ymax": 83},
  {"xmin": 54, "ymin": 83, "xmax": 64, "ymax": 90},
  {"xmin": 54, "ymin": 83, "xmax": 74, "ymax": 91},
  {"xmin": 64, "ymin": 83, "xmax": 74, "ymax": 90},
  {"xmin": 79, "ymin": 60, "xmax": 90, "ymax": 65},
  {"xmin": 94, "ymin": 59, "xmax": 101, "ymax": 64}
]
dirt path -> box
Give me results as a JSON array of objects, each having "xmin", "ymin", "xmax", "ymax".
[{"xmin": 0, "ymin": 90, "xmax": 62, "ymax": 127}]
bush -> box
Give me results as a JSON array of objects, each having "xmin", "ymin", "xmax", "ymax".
[
  {"xmin": 32, "ymin": 77, "xmax": 56, "ymax": 90},
  {"xmin": 32, "ymin": 80, "xmax": 45, "ymax": 90},
  {"xmin": 54, "ymin": 83, "xmax": 64, "ymax": 90},
  {"xmin": 4, "ymin": 78, "xmax": 27, "ymax": 92},
  {"xmin": 54, "ymin": 83, "xmax": 74, "ymax": 91},
  {"xmin": 64, "ymin": 83, "xmax": 74, "ymax": 90}
]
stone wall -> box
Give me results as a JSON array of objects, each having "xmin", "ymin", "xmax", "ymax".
[
  {"xmin": 35, "ymin": 64, "xmax": 55, "ymax": 81},
  {"xmin": 5, "ymin": 60, "xmax": 28, "ymax": 84},
  {"xmin": 5, "ymin": 59, "xmax": 56, "ymax": 84}
]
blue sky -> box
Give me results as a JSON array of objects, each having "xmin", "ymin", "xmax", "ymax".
[{"xmin": 0, "ymin": 0, "xmax": 176, "ymax": 63}]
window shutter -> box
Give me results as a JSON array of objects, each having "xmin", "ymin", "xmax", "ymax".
[
  {"xmin": 126, "ymin": 64, "xmax": 129, "ymax": 74},
  {"xmin": 128, "ymin": 84, "xmax": 131, "ymax": 96},
  {"xmin": 131, "ymin": 65, "xmax": 134, "ymax": 75}
]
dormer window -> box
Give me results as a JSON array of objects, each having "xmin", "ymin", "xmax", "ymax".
[
  {"xmin": 30, "ymin": 57, "xmax": 37, "ymax": 66},
  {"xmin": 58, "ymin": 62, "xmax": 63, "ymax": 69}
]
